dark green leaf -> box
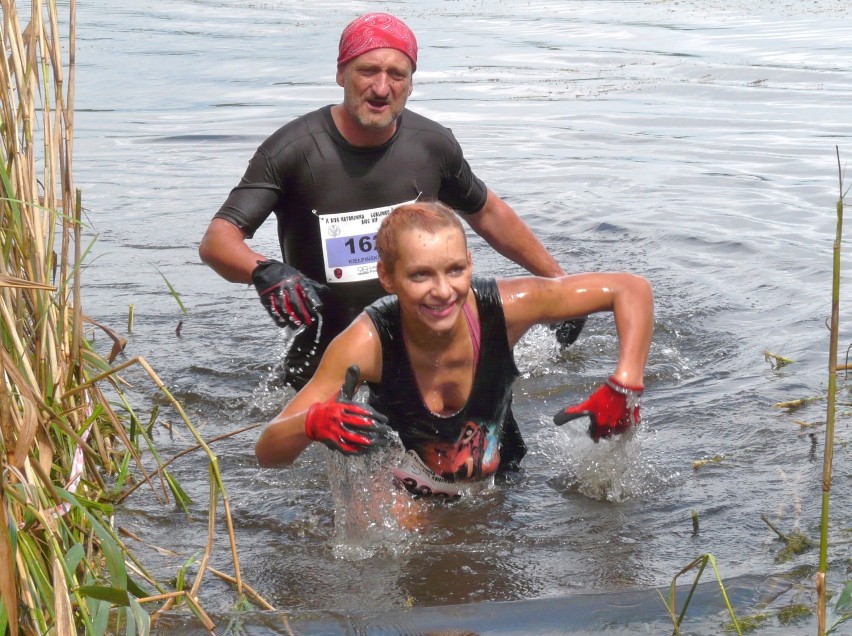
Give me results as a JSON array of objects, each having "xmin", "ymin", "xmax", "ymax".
[
  {"xmin": 76, "ymin": 585, "xmax": 131, "ymax": 606},
  {"xmin": 164, "ymin": 469, "xmax": 193, "ymax": 512}
]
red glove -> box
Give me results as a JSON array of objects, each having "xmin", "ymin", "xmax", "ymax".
[
  {"xmin": 553, "ymin": 376, "xmax": 643, "ymax": 442},
  {"xmin": 305, "ymin": 365, "xmax": 391, "ymax": 454}
]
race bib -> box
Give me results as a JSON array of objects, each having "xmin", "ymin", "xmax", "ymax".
[
  {"xmin": 392, "ymin": 449, "xmax": 493, "ymax": 499},
  {"xmin": 314, "ymin": 198, "xmax": 418, "ymax": 284}
]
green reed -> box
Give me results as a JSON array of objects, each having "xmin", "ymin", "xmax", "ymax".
[
  {"xmin": 818, "ymin": 147, "xmax": 851, "ymax": 635},
  {"xmin": 660, "ymin": 553, "xmax": 742, "ymax": 636}
]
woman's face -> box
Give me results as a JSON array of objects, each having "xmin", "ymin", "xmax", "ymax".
[{"xmin": 379, "ymin": 225, "xmax": 472, "ymax": 333}]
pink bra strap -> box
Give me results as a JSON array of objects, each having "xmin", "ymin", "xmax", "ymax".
[{"xmin": 462, "ymin": 301, "xmax": 481, "ymax": 371}]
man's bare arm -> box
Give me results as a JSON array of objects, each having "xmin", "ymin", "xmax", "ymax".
[
  {"xmin": 463, "ymin": 189, "xmax": 566, "ymax": 278},
  {"xmin": 199, "ymin": 218, "xmax": 267, "ymax": 284}
]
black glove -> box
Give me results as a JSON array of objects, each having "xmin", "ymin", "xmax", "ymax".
[
  {"xmin": 252, "ymin": 259, "xmax": 327, "ymax": 329},
  {"xmin": 305, "ymin": 365, "xmax": 392, "ymax": 455},
  {"xmin": 550, "ymin": 317, "xmax": 587, "ymax": 347}
]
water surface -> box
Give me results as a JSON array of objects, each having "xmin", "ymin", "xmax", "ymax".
[{"xmin": 71, "ymin": 1, "xmax": 852, "ymax": 633}]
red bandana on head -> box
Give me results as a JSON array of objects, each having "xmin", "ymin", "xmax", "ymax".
[{"xmin": 337, "ymin": 13, "xmax": 418, "ymax": 71}]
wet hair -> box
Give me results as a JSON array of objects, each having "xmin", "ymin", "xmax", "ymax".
[{"xmin": 376, "ymin": 200, "xmax": 466, "ymax": 271}]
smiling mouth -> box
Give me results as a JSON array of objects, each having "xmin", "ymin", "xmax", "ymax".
[{"xmin": 423, "ymin": 301, "xmax": 457, "ymax": 317}]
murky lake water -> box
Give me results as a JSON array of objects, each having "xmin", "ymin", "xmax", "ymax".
[{"xmin": 70, "ymin": 1, "xmax": 852, "ymax": 633}]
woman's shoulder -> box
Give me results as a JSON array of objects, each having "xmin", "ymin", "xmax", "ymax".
[{"xmin": 322, "ymin": 313, "xmax": 383, "ymax": 384}]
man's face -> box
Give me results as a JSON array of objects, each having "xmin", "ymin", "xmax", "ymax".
[{"xmin": 337, "ymin": 48, "xmax": 414, "ymax": 132}]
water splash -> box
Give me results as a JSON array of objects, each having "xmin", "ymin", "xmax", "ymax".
[
  {"xmin": 325, "ymin": 429, "xmax": 423, "ymax": 560},
  {"xmin": 513, "ymin": 324, "xmax": 564, "ymax": 379},
  {"xmin": 247, "ymin": 317, "xmax": 325, "ymax": 412},
  {"xmin": 545, "ymin": 426, "xmax": 677, "ymax": 503}
]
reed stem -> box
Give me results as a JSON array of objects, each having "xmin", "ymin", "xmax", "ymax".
[{"xmin": 817, "ymin": 146, "xmax": 846, "ymax": 635}]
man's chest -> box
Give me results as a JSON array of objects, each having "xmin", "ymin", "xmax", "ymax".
[{"xmin": 292, "ymin": 143, "xmax": 445, "ymax": 213}]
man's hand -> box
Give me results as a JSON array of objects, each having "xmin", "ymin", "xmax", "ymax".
[
  {"xmin": 305, "ymin": 365, "xmax": 392, "ymax": 454},
  {"xmin": 553, "ymin": 376, "xmax": 643, "ymax": 442},
  {"xmin": 549, "ymin": 317, "xmax": 587, "ymax": 347},
  {"xmin": 252, "ymin": 259, "xmax": 327, "ymax": 329}
]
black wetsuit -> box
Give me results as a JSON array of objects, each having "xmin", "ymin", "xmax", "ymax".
[{"xmin": 365, "ymin": 278, "xmax": 525, "ymax": 473}]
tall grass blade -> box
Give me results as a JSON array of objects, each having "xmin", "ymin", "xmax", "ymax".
[
  {"xmin": 53, "ymin": 557, "xmax": 76, "ymax": 635},
  {"xmin": 155, "ymin": 266, "xmax": 189, "ymax": 316}
]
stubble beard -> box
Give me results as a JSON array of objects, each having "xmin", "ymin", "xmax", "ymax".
[{"xmin": 345, "ymin": 92, "xmax": 405, "ymax": 132}]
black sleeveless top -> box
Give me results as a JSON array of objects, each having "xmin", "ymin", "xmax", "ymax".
[{"xmin": 365, "ymin": 278, "xmax": 520, "ymax": 482}]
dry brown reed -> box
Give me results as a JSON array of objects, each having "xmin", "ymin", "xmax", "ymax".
[{"xmin": 1, "ymin": 2, "xmax": 271, "ymax": 633}]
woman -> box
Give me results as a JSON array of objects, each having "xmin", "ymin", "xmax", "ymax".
[{"xmin": 255, "ymin": 201, "xmax": 653, "ymax": 496}]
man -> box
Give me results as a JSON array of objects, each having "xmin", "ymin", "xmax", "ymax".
[
  {"xmin": 199, "ymin": 12, "xmax": 583, "ymax": 467},
  {"xmin": 254, "ymin": 202, "xmax": 653, "ymax": 499}
]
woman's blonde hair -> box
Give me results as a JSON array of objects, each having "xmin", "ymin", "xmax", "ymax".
[{"xmin": 376, "ymin": 200, "xmax": 465, "ymax": 271}]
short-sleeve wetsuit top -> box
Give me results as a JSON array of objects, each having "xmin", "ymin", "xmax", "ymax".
[
  {"xmin": 365, "ymin": 278, "xmax": 520, "ymax": 482},
  {"xmin": 214, "ymin": 105, "xmax": 488, "ymax": 339}
]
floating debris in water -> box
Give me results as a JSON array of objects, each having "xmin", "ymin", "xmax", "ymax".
[
  {"xmin": 777, "ymin": 603, "xmax": 812, "ymax": 625},
  {"xmin": 793, "ymin": 419, "xmax": 823, "ymax": 429},
  {"xmin": 773, "ymin": 395, "xmax": 824, "ymax": 411},
  {"xmin": 692, "ymin": 454, "xmax": 724, "ymax": 470},
  {"xmin": 764, "ymin": 350, "xmax": 794, "ymax": 369},
  {"xmin": 725, "ymin": 612, "xmax": 769, "ymax": 633},
  {"xmin": 760, "ymin": 514, "xmax": 813, "ymax": 563}
]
